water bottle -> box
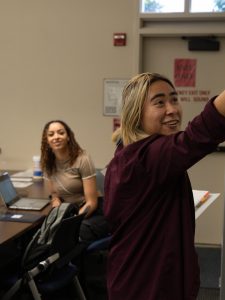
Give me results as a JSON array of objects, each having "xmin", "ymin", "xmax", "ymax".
[{"xmin": 32, "ymin": 155, "xmax": 43, "ymax": 180}]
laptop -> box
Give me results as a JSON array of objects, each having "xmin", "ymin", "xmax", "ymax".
[{"xmin": 0, "ymin": 173, "xmax": 50, "ymax": 211}]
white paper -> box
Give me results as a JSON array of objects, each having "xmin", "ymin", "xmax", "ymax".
[
  {"xmin": 11, "ymin": 169, "xmax": 33, "ymax": 178},
  {"xmin": 193, "ymin": 190, "xmax": 209, "ymax": 207},
  {"xmin": 12, "ymin": 182, "xmax": 33, "ymax": 188}
]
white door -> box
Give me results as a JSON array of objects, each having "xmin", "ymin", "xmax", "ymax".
[
  {"xmin": 142, "ymin": 36, "xmax": 225, "ymax": 245},
  {"xmin": 143, "ymin": 36, "xmax": 225, "ymax": 128}
]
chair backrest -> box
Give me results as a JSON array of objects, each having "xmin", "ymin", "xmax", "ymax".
[
  {"xmin": 96, "ymin": 169, "xmax": 105, "ymax": 196},
  {"xmin": 52, "ymin": 213, "xmax": 84, "ymax": 256},
  {"xmin": 21, "ymin": 203, "xmax": 84, "ymax": 271},
  {"xmin": 86, "ymin": 235, "xmax": 111, "ymax": 253}
]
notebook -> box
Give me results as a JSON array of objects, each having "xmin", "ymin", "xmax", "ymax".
[{"xmin": 0, "ymin": 173, "xmax": 50, "ymax": 211}]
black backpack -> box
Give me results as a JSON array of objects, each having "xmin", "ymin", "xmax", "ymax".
[
  {"xmin": 21, "ymin": 202, "xmax": 80, "ymax": 272},
  {"xmin": 2, "ymin": 203, "xmax": 87, "ymax": 300}
]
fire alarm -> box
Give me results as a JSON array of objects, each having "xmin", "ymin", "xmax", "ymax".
[{"xmin": 113, "ymin": 33, "xmax": 126, "ymax": 46}]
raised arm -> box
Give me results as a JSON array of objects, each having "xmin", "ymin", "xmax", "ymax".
[{"xmin": 214, "ymin": 90, "xmax": 225, "ymax": 117}]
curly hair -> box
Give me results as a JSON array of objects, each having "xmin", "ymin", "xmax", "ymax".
[{"xmin": 40, "ymin": 120, "xmax": 83, "ymax": 177}]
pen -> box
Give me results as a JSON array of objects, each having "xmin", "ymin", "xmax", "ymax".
[{"xmin": 195, "ymin": 191, "xmax": 210, "ymax": 209}]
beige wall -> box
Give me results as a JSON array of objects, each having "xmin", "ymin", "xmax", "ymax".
[
  {"xmin": 0, "ymin": 0, "xmax": 137, "ymax": 170},
  {"xmin": 189, "ymin": 154, "xmax": 225, "ymax": 245},
  {"xmin": 1, "ymin": 1, "xmax": 225, "ymax": 245}
]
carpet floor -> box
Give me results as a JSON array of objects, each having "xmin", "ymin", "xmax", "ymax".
[{"xmin": 196, "ymin": 246, "xmax": 221, "ymax": 300}]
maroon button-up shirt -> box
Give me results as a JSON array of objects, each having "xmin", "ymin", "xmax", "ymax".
[{"xmin": 104, "ymin": 98, "xmax": 225, "ymax": 300}]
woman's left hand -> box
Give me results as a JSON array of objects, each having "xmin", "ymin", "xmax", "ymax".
[
  {"xmin": 79, "ymin": 201, "xmax": 96, "ymax": 217},
  {"xmin": 81, "ymin": 176, "xmax": 98, "ymax": 217},
  {"xmin": 79, "ymin": 203, "xmax": 91, "ymax": 217}
]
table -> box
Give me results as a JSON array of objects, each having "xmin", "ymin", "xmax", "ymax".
[
  {"xmin": 0, "ymin": 179, "xmax": 51, "ymax": 245},
  {"xmin": 1, "ymin": 186, "xmax": 217, "ymax": 244},
  {"xmin": 195, "ymin": 192, "xmax": 220, "ymax": 220}
]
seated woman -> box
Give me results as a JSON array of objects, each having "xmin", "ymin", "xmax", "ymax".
[{"xmin": 40, "ymin": 120, "xmax": 109, "ymax": 245}]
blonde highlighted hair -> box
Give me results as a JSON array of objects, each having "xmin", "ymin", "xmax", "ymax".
[{"xmin": 112, "ymin": 72, "xmax": 175, "ymax": 146}]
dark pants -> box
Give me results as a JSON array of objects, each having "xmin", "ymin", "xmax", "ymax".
[
  {"xmin": 76, "ymin": 198, "xmax": 109, "ymax": 299},
  {"xmin": 79, "ymin": 197, "xmax": 110, "ymax": 245}
]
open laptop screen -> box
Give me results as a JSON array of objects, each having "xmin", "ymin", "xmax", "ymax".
[{"xmin": 0, "ymin": 173, "xmax": 18, "ymax": 205}]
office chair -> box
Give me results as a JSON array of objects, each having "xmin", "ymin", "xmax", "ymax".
[
  {"xmin": 77, "ymin": 169, "xmax": 111, "ymax": 299},
  {"xmin": 2, "ymin": 213, "xmax": 87, "ymax": 300},
  {"xmin": 96, "ymin": 168, "xmax": 105, "ymax": 197},
  {"xmin": 79, "ymin": 235, "xmax": 111, "ymax": 300},
  {"xmin": 86, "ymin": 235, "xmax": 111, "ymax": 253}
]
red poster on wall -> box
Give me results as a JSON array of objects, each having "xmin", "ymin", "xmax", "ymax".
[
  {"xmin": 174, "ymin": 59, "xmax": 196, "ymax": 87},
  {"xmin": 113, "ymin": 118, "xmax": 120, "ymax": 132}
]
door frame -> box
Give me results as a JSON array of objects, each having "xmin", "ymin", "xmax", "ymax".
[{"xmin": 135, "ymin": 16, "xmax": 225, "ymax": 73}]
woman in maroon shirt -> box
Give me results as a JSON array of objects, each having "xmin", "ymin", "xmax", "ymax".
[{"xmin": 104, "ymin": 73, "xmax": 225, "ymax": 300}]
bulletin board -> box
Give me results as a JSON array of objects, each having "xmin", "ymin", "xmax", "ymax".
[{"xmin": 103, "ymin": 79, "xmax": 128, "ymax": 116}]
